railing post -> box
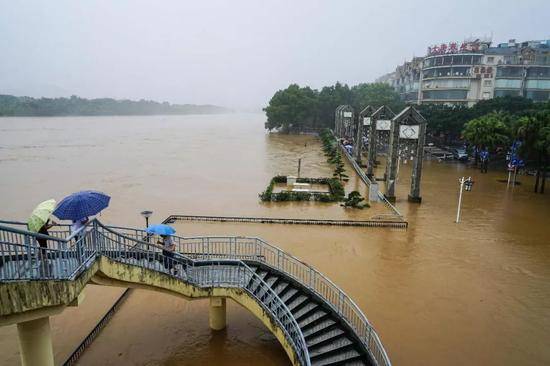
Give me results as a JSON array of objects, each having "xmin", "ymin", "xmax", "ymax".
[
  {"xmin": 92, "ymin": 221, "xmax": 98, "ymax": 252},
  {"xmin": 255, "ymin": 239, "xmax": 260, "ymax": 260},
  {"xmin": 367, "ymin": 325, "xmax": 372, "ymax": 350},
  {"xmin": 24, "ymin": 234, "xmax": 33, "ymax": 279}
]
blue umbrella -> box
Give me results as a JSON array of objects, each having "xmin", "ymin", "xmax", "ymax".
[
  {"xmin": 146, "ymin": 224, "xmax": 176, "ymax": 236},
  {"xmin": 53, "ymin": 190, "xmax": 110, "ymax": 221}
]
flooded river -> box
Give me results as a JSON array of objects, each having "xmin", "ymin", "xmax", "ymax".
[{"xmin": 0, "ymin": 114, "xmax": 549, "ymax": 365}]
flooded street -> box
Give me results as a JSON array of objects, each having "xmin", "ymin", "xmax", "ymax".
[{"xmin": 1, "ymin": 114, "xmax": 549, "ymax": 365}]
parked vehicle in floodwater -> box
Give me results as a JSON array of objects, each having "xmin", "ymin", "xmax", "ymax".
[{"xmin": 452, "ymin": 148, "xmax": 469, "ymax": 162}]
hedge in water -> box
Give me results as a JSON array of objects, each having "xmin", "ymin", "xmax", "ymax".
[
  {"xmin": 259, "ymin": 176, "xmax": 345, "ymax": 202},
  {"xmin": 320, "ymin": 129, "xmax": 349, "ymax": 181}
]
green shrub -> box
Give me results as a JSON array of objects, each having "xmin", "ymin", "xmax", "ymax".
[{"xmin": 342, "ymin": 190, "xmax": 370, "ymax": 209}]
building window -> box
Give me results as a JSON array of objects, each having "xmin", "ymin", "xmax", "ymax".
[
  {"xmin": 482, "ymin": 92, "xmax": 491, "ymax": 99},
  {"xmin": 497, "ymin": 67, "xmax": 523, "ymax": 77},
  {"xmin": 487, "ymin": 56, "xmax": 495, "ymax": 63},
  {"xmin": 527, "ymin": 67, "xmax": 550, "ymax": 77},
  {"xmin": 525, "ymin": 79, "xmax": 550, "ymax": 89},
  {"xmin": 452, "ymin": 55, "xmax": 464, "ymax": 65},
  {"xmin": 495, "ymin": 79, "xmax": 522, "ymax": 88},
  {"xmin": 525, "ymin": 90, "xmax": 550, "ymax": 101},
  {"xmin": 452, "ymin": 66, "xmax": 470, "ymax": 76},
  {"xmin": 494, "ymin": 90, "xmax": 521, "ymax": 97},
  {"xmin": 484, "ymin": 80, "xmax": 492, "ymax": 87},
  {"xmin": 423, "ymin": 90, "xmax": 468, "ymax": 100}
]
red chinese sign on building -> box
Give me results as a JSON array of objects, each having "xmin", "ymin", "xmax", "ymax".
[{"xmin": 428, "ymin": 41, "xmax": 481, "ymax": 56}]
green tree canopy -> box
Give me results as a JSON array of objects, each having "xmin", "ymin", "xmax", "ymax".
[
  {"xmin": 515, "ymin": 110, "xmax": 550, "ymax": 192},
  {"xmin": 462, "ymin": 112, "xmax": 512, "ymax": 150},
  {"xmin": 350, "ymin": 83, "xmax": 404, "ymax": 112},
  {"xmin": 263, "ymin": 84, "xmax": 318, "ymax": 132},
  {"xmin": 264, "ymin": 82, "xmax": 401, "ymax": 131}
]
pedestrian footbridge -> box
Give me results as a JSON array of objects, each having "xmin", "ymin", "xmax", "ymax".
[{"xmin": 0, "ymin": 220, "xmax": 391, "ymax": 366}]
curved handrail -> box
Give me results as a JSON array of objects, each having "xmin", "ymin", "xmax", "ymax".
[
  {"xmin": 0, "ymin": 219, "xmax": 391, "ymax": 365},
  {"xmin": 0, "ymin": 221, "xmax": 310, "ymax": 366},
  {"xmin": 151, "ymin": 218, "xmax": 392, "ymax": 366}
]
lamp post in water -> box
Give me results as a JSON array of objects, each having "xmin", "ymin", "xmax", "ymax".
[
  {"xmin": 456, "ymin": 177, "xmax": 473, "ymax": 223},
  {"xmin": 141, "ymin": 210, "xmax": 153, "ymax": 228}
]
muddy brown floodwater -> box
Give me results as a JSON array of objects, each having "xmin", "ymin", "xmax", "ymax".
[{"xmin": 0, "ymin": 114, "xmax": 549, "ymax": 366}]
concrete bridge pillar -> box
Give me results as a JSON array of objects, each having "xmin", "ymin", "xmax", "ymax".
[
  {"xmin": 17, "ymin": 316, "xmax": 54, "ymax": 366},
  {"xmin": 209, "ymin": 297, "xmax": 226, "ymax": 330}
]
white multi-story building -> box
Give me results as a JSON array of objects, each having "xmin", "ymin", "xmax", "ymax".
[{"xmin": 378, "ymin": 38, "xmax": 550, "ymax": 106}]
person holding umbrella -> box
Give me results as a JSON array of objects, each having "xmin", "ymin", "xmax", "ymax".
[
  {"xmin": 146, "ymin": 224, "xmax": 177, "ymax": 275},
  {"xmin": 28, "ymin": 199, "xmax": 57, "ymax": 259},
  {"xmin": 53, "ymin": 190, "xmax": 110, "ymax": 262},
  {"xmin": 159, "ymin": 235, "xmax": 176, "ymax": 273},
  {"xmin": 71, "ymin": 216, "xmax": 90, "ymax": 260}
]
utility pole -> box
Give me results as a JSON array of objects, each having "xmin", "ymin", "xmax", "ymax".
[
  {"xmin": 297, "ymin": 158, "xmax": 301, "ymax": 178},
  {"xmin": 456, "ymin": 177, "xmax": 473, "ymax": 223}
]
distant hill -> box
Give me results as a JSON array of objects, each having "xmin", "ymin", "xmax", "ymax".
[{"xmin": 0, "ymin": 95, "xmax": 233, "ymax": 116}]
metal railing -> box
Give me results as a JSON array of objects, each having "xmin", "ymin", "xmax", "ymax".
[
  {"xmin": 102, "ymin": 224, "xmax": 392, "ymax": 366},
  {"xmin": 0, "ymin": 220, "xmax": 392, "ymax": 366},
  {"xmin": 163, "ymin": 214, "xmax": 407, "ymax": 228},
  {"xmin": 0, "ymin": 220, "xmax": 310, "ymax": 366},
  {"xmin": 335, "ymin": 135, "xmax": 404, "ymax": 222}
]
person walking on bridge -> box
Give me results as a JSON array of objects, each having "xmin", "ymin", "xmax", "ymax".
[
  {"xmin": 28, "ymin": 199, "xmax": 57, "ymax": 261},
  {"xmin": 71, "ymin": 217, "xmax": 89, "ymax": 262},
  {"xmin": 146, "ymin": 224, "xmax": 178, "ymax": 275},
  {"xmin": 159, "ymin": 234, "xmax": 176, "ymax": 274}
]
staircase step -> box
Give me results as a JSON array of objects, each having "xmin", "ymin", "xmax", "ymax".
[
  {"xmin": 299, "ymin": 309, "xmax": 329, "ymax": 330},
  {"xmin": 251, "ymin": 270, "xmax": 269, "ymax": 294},
  {"xmin": 303, "ymin": 319, "xmax": 336, "ymax": 339},
  {"xmin": 310, "ymin": 349, "xmax": 363, "ymax": 366},
  {"xmin": 309, "ymin": 336, "xmax": 354, "ymax": 359},
  {"xmin": 273, "ymin": 281, "xmax": 289, "ymax": 297},
  {"xmin": 287, "ymin": 295, "xmax": 309, "ymax": 312},
  {"xmin": 306, "ymin": 327, "xmax": 346, "ymax": 348},
  {"xmin": 294, "ymin": 302, "xmax": 319, "ymax": 321},
  {"xmin": 276, "ymin": 281, "xmax": 291, "ymax": 296},
  {"xmin": 280, "ymin": 287, "xmax": 299, "ymax": 303},
  {"xmin": 264, "ymin": 275, "xmax": 280, "ymax": 288},
  {"xmin": 255, "ymin": 270, "xmax": 269, "ymax": 281}
]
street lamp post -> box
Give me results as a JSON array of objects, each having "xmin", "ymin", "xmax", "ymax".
[
  {"xmin": 455, "ymin": 177, "xmax": 473, "ymax": 223},
  {"xmin": 140, "ymin": 210, "xmax": 153, "ymax": 228}
]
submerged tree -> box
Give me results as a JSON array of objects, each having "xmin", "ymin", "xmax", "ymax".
[
  {"xmin": 263, "ymin": 84, "xmax": 318, "ymax": 132},
  {"xmin": 516, "ymin": 111, "xmax": 550, "ymax": 193},
  {"xmin": 350, "ymin": 83, "xmax": 403, "ymax": 112},
  {"xmin": 342, "ymin": 191, "xmax": 369, "ymax": 209},
  {"xmin": 463, "ymin": 112, "xmax": 511, "ymax": 151},
  {"xmin": 333, "ymin": 159, "xmax": 348, "ymax": 181}
]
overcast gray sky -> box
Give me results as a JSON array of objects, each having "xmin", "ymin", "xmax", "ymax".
[{"xmin": 1, "ymin": 0, "xmax": 549, "ymax": 110}]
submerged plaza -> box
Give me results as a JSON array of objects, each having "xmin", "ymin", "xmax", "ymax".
[
  {"xmin": 0, "ymin": 113, "xmax": 549, "ymax": 366},
  {"xmin": 1, "ymin": 2, "xmax": 550, "ymax": 365}
]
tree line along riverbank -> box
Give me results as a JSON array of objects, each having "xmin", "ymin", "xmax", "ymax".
[{"xmin": 0, "ymin": 94, "xmax": 232, "ymax": 116}]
